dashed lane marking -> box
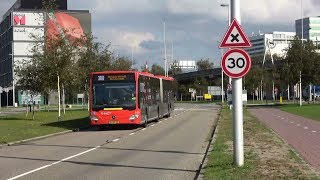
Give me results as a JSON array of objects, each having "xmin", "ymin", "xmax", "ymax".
[
  {"xmin": 129, "ymin": 133, "xmax": 135, "ymax": 135},
  {"xmin": 7, "ymin": 145, "xmax": 101, "ymax": 180},
  {"xmin": 113, "ymin": 138, "xmax": 120, "ymax": 142}
]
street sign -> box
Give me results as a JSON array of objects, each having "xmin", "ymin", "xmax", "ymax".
[
  {"xmin": 219, "ymin": 18, "xmax": 252, "ymax": 48},
  {"xmin": 221, "ymin": 48, "xmax": 251, "ymax": 78},
  {"xmin": 4, "ymin": 88, "xmax": 9, "ymax": 93}
]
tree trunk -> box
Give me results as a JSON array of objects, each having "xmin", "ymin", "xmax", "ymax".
[
  {"xmin": 58, "ymin": 75, "xmax": 61, "ymax": 121},
  {"xmin": 62, "ymin": 83, "xmax": 65, "ymax": 114},
  {"xmin": 32, "ymin": 95, "xmax": 35, "ymax": 120}
]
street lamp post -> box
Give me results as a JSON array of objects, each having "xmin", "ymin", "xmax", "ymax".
[
  {"xmin": 163, "ymin": 21, "xmax": 167, "ymax": 77},
  {"xmin": 0, "ymin": 86, "xmax": 2, "ymax": 110},
  {"xmin": 220, "ymin": 2, "xmax": 232, "ymax": 86},
  {"xmin": 9, "ymin": 53, "xmax": 16, "ymax": 107}
]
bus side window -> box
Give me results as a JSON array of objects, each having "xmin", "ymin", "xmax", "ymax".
[{"xmin": 139, "ymin": 83, "xmax": 145, "ymax": 93}]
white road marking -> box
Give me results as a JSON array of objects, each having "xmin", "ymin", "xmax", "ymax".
[
  {"xmin": 169, "ymin": 117, "xmax": 172, "ymax": 119},
  {"xmin": 281, "ymin": 118, "xmax": 285, "ymax": 120},
  {"xmin": 304, "ymin": 127, "xmax": 309, "ymax": 129},
  {"xmin": 129, "ymin": 133, "xmax": 135, "ymax": 135},
  {"xmin": 297, "ymin": 124, "xmax": 300, "ymax": 126},
  {"xmin": 290, "ymin": 122, "xmax": 294, "ymax": 123},
  {"xmin": 278, "ymin": 116, "xmax": 281, "ymax": 118},
  {"xmin": 158, "ymin": 121, "xmax": 162, "ymax": 124},
  {"xmin": 312, "ymin": 131, "xmax": 317, "ymax": 133},
  {"xmin": 151, "ymin": 124, "xmax": 155, "ymax": 127},
  {"xmin": 113, "ymin": 139, "xmax": 120, "ymax": 142},
  {"xmin": 142, "ymin": 128, "xmax": 146, "ymax": 131},
  {"xmin": 7, "ymin": 146, "xmax": 101, "ymax": 180}
]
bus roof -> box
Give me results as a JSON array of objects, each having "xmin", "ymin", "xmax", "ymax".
[{"xmin": 91, "ymin": 71, "xmax": 174, "ymax": 81}]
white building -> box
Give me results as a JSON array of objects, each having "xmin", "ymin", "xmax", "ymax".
[
  {"xmin": 246, "ymin": 31, "xmax": 296, "ymax": 57},
  {"xmin": 295, "ymin": 16, "xmax": 320, "ymax": 41},
  {"xmin": 0, "ymin": 0, "xmax": 91, "ymax": 106}
]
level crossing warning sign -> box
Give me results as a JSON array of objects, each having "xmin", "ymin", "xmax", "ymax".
[{"xmin": 219, "ymin": 19, "xmax": 252, "ymax": 48}]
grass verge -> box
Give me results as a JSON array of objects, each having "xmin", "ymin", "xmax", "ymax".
[
  {"xmin": 0, "ymin": 110, "xmax": 90, "ymax": 144},
  {"xmin": 279, "ymin": 104, "xmax": 320, "ymax": 122},
  {"xmin": 204, "ymin": 106, "xmax": 319, "ymax": 179}
]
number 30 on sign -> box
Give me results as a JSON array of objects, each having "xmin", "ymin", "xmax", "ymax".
[{"xmin": 221, "ymin": 48, "xmax": 251, "ymax": 78}]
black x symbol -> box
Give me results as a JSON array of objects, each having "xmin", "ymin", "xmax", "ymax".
[{"xmin": 231, "ymin": 34, "xmax": 239, "ymax": 42}]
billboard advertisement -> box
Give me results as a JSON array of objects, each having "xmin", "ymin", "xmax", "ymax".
[
  {"xmin": 12, "ymin": 12, "xmax": 45, "ymax": 26},
  {"xmin": 46, "ymin": 11, "xmax": 91, "ymax": 44},
  {"xmin": 12, "ymin": 11, "xmax": 91, "ymax": 42}
]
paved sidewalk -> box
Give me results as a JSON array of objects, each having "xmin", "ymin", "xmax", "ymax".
[{"xmin": 249, "ymin": 107, "xmax": 320, "ymax": 171}]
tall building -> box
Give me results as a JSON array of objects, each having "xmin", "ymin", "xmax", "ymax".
[
  {"xmin": 246, "ymin": 31, "xmax": 296, "ymax": 57},
  {"xmin": 0, "ymin": 0, "xmax": 91, "ymax": 106},
  {"xmin": 295, "ymin": 16, "xmax": 320, "ymax": 41}
]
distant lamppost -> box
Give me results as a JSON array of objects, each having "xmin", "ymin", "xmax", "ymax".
[
  {"xmin": 220, "ymin": 3, "xmax": 230, "ymax": 26},
  {"xmin": 0, "ymin": 86, "xmax": 2, "ymax": 109},
  {"xmin": 220, "ymin": 2, "xmax": 231, "ymax": 85},
  {"xmin": 9, "ymin": 53, "xmax": 16, "ymax": 107}
]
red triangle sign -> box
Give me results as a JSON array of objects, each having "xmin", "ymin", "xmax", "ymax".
[{"xmin": 219, "ymin": 18, "xmax": 252, "ymax": 48}]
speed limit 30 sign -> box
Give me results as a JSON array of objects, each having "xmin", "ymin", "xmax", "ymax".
[{"xmin": 221, "ymin": 48, "xmax": 251, "ymax": 78}]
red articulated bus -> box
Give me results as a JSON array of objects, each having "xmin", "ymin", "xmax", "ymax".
[{"xmin": 89, "ymin": 71, "xmax": 175, "ymax": 129}]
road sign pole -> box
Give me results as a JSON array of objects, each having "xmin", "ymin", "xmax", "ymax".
[{"xmin": 231, "ymin": 0, "xmax": 244, "ymax": 167}]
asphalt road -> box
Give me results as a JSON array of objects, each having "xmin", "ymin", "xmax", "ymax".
[{"xmin": 0, "ymin": 103, "xmax": 218, "ymax": 180}]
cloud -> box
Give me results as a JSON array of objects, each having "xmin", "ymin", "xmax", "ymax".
[{"xmin": 139, "ymin": 40, "xmax": 162, "ymax": 50}]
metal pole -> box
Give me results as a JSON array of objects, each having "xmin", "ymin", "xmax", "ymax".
[
  {"xmin": 220, "ymin": 48, "xmax": 224, "ymax": 103},
  {"xmin": 287, "ymin": 84, "xmax": 290, "ymax": 100},
  {"xmin": 314, "ymin": 85, "xmax": 316, "ymax": 103},
  {"xmin": 231, "ymin": 0, "xmax": 244, "ymax": 167},
  {"xmin": 131, "ymin": 46, "xmax": 134, "ymax": 68},
  {"xmin": 6, "ymin": 90, "xmax": 9, "ymax": 108},
  {"xmin": 58, "ymin": 75, "xmax": 61, "ymax": 120},
  {"xmin": 272, "ymin": 81, "xmax": 275, "ymax": 101},
  {"xmin": 309, "ymin": 84, "xmax": 312, "ymax": 102},
  {"xmin": 227, "ymin": 2, "xmax": 232, "ymax": 86},
  {"xmin": 164, "ymin": 23, "xmax": 167, "ymax": 77},
  {"xmin": 301, "ymin": 0, "xmax": 303, "ymax": 41},
  {"xmin": 11, "ymin": 52, "xmax": 16, "ymax": 107},
  {"xmin": 299, "ymin": 71, "xmax": 302, "ymax": 106}
]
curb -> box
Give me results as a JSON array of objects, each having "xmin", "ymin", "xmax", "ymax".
[
  {"xmin": 195, "ymin": 105, "xmax": 222, "ymax": 180},
  {"xmin": 0, "ymin": 126, "xmax": 91, "ymax": 148}
]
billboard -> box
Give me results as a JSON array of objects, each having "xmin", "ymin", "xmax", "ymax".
[
  {"xmin": 12, "ymin": 10, "xmax": 91, "ymax": 56},
  {"xmin": 12, "ymin": 12, "xmax": 45, "ymax": 26},
  {"xmin": 12, "ymin": 11, "xmax": 91, "ymax": 39},
  {"xmin": 46, "ymin": 11, "xmax": 91, "ymax": 44}
]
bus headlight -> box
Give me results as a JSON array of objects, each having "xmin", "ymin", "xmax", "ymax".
[
  {"xmin": 90, "ymin": 116, "xmax": 99, "ymax": 121},
  {"xmin": 129, "ymin": 114, "xmax": 139, "ymax": 121}
]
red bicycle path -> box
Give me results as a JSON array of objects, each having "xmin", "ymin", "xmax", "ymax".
[{"xmin": 248, "ymin": 107, "xmax": 320, "ymax": 171}]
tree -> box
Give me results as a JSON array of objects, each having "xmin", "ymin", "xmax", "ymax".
[
  {"xmin": 111, "ymin": 56, "xmax": 134, "ymax": 70},
  {"xmin": 196, "ymin": 58, "xmax": 213, "ymax": 71},
  {"xmin": 150, "ymin": 64, "xmax": 165, "ymax": 75},
  {"xmin": 168, "ymin": 62, "xmax": 182, "ymax": 76}
]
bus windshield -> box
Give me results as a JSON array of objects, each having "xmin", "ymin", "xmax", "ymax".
[{"xmin": 92, "ymin": 82, "xmax": 136, "ymax": 111}]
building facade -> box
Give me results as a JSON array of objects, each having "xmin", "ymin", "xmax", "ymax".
[
  {"xmin": 0, "ymin": 0, "xmax": 91, "ymax": 106},
  {"xmin": 295, "ymin": 16, "xmax": 320, "ymax": 41},
  {"xmin": 246, "ymin": 31, "xmax": 295, "ymax": 57}
]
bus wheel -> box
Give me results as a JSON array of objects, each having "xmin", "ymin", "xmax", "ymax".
[{"xmin": 98, "ymin": 125, "xmax": 105, "ymax": 131}]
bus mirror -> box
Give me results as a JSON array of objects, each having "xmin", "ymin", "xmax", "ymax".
[{"xmin": 139, "ymin": 83, "xmax": 145, "ymax": 92}]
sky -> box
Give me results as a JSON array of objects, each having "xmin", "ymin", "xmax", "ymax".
[{"xmin": 2, "ymin": 0, "xmax": 320, "ymax": 69}]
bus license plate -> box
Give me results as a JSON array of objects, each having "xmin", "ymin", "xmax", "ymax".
[{"xmin": 109, "ymin": 121, "xmax": 119, "ymax": 124}]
